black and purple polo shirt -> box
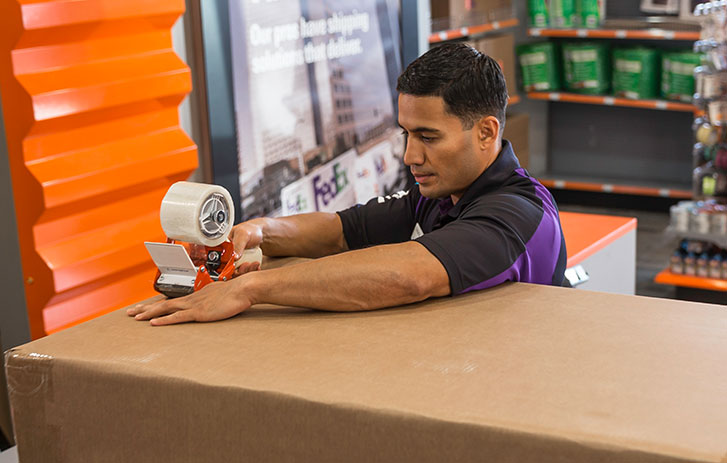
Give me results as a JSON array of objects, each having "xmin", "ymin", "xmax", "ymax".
[{"xmin": 337, "ymin": 140, "xmax": 566, "ymax": 294}]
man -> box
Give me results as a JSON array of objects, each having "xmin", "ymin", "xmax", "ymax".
[{"xmin": 128, "ymin": 43, "xmax": 566, "ymax": 326}]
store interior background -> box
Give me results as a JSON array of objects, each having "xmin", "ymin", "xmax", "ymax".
[
  {"xmin": 1, "ymin": 0, "xmax": 720, "ymax": 352},
  {"xmin": 1, "ymin": 0, "xmax": 725, "ymax": 459},
  {"xmin": 0, "ymin": 0, "xmax": 724, "ymax": 439}
]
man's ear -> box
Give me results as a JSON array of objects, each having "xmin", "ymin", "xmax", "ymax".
[{"xmin": 476, "ymin": 116, "xmax": 500, "ymax": 149}]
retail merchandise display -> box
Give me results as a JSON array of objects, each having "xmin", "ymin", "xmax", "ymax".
[
  {"xmin": 664, "ymin": 1, "xmax": 727, "ymax": 282},
  {"xmin": 692, "ymin": 2, "xmax": 727, "ymax": 201},
  {"xmin": 144, "ymin": 182, "xmax": 262, "ymax": 298},
  {"xmin": 517, "ymin": 41, "xmax": 560, "ymax": 91},
  {"xmin": 662, "ymin": 51, "xmax": 703, "ymax": 101},
  {"xmin": 668, "ymin": 238, "xmax": 727, "ymax": 279},
  {"xmin": 613, "ymin": 47, "xmax": 659, "ymax": 99},
  {"xmin": 517, "ymin": 42, "xmax": 703, "ymax": 100},
  {"xmin": 562, "ymin": 42, "xmax": 610, "ymax": 94},
  {"xmin": 527, "ymin": 0, "xmax": 605, "ymax": 28}
]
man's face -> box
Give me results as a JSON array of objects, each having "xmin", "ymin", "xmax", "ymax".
[{"xmin": 398, "ymin": 94, "xmax": 492, "ymax": 203}]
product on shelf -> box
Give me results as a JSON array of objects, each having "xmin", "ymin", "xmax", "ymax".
[
  {"xmin": 575, "ymin": 0, "xmax": 605, "ymax": 28},
  {"xmin": 670, "ymin": 200, "xmax": 727, "ymax": 235},
  {"xmin": 517, "ymin": 41, "xmax": 560, "ymax": 91},
  {"xmin": 562, "ymin": 42, "xmax": 610, "ymax": 94},
  {"xmin": 549, "ymin": 0, "xmax": 575, "ymax": 28},
  {"xmin": 661, "ymin": 51, "xmax": 703, "ymax": 102},
  {"xmin": 691, "ymin": 3, "xmax": 727, "ymax": 205},
  {"xmin": 528, "ymin": 0, "xmax": 549, "ymax": 28},
  {"xmin": 612, "ymin": 47, "xmax": 659, "ymax": 99},
  {"xmin": 527, "ymin": 0, "xmax": 605, "ymax": 28},
  {"xmin": 668, "ymin": 238, "xmax": 727, "ymax": 279}
]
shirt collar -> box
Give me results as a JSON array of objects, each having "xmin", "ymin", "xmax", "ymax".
[{"xmin": 442, "ymin": 139, "xmax": 520, "ymax": 217}]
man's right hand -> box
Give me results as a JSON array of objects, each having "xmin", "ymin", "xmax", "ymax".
[{"xmin": 229, "ymin": 220, "xmax": 264, "ymax": 275}]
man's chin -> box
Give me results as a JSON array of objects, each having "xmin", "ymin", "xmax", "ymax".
[{"xmin": 418, "ymin": 186, "xmax": 446, "ymax": 200}]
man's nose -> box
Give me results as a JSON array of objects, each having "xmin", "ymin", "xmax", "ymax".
[{"xmin": 403, "ymin": 141, "xmax": 423, "ymax": 166}]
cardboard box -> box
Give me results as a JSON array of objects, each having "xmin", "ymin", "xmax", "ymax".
[
  {"xmin": 431, "ymin": 0, "xmax": 513, "ymax": 29},
  {"xmin": 472, "ymin": 33, "xmax": 516, "ymax": 99},
  {"xmin": 504, "ymin": 111, "xmax": 529, "ymax": 168},
  {"xmin": 7, "ymin": 283, "xmax": 727, "ymax": 462}
]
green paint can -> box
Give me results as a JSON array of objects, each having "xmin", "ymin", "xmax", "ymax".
[
  {"xmin": 662, "ymin": 51, "xmax": 703, "ymax": 102},
  {"xmin": 575, "ymin": 0, "xmax": 604, "ymax": 28},
  {"xmin": 562, "ymin": 42, "xmax": 610, "ymax": 94},
  {"xmin": 528, "ymin": 0, "xmax": 549, "ymax": 28},
  {"xmin": 612, "ymin": 47, "xmax": 659, "ymax": 99},
  {"xmin": 549, "ymin": 0, "xmax": 575, "ymax": 28},
  {"xmin": 517, "ymin": 42, "xmax": 560, "ymax": 92}
]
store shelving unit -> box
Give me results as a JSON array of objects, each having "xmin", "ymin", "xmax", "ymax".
[
  {"xmin": 538, "ymin": 176, "xmax": 692, "ymax": 198},
  {"xmin": 528, "ymin": 27, "xmax": 699, "ymax": 41},
  {"xmin": 654, "ymin": 269, "xmax": 727, "ymax": 291},
  {"xmin": 430, "ymin": 17, "xmax": 519, "ymax": 43},
  {"xmin": 527, "ymin": 91, "xmax": 696, "ymax": 112},
  {"xmin": 522, "ymin": 4, "xmax": 699, "ymax": 200}
]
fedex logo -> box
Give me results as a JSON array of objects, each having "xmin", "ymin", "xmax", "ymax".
[
  {"xmin": 313, "ymin": 163, "xmax": 349, "ymax": 210},
  {"xmin": 285, "ymin": 194, "xmax": 308, "ymax": 215}
]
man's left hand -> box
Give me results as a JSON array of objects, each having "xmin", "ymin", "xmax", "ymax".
[{"xmin": 126, "ymin": 279, "xmax": 253, "ymax": 326}]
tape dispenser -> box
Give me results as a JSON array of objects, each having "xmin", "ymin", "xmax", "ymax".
[{"xmin": 144, "ymin": 181, "xmax": 262, "ymax": 298}]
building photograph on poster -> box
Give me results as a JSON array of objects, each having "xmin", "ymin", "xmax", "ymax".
[{"xmin": 228, "ymin": 0, "xmax": 407, "ymax": 220}]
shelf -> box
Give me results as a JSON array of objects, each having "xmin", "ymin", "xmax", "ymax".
[
  {"xmin": 430, "ymin": 18, "xmax": 519, "ymax": 43},
  {"xmin": 528, "ymin": 27, "xmax": 699, "ymax": 41},
  {"xmin": 654, "ymin": 269, "xmax": 727, "ymax": 291},
  {"xmin": 665, "ymin": 227, "xmax": 727, "ymax": 249},
  {"xmin": 538, "ymin": 174, "xmax": 692, "ymax": 199},
  {"xmin": 527, "ymin": 92, "xmax": 697, "ymax": 112}
]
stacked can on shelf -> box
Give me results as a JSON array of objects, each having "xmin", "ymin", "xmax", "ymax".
[
  {"xmin": 668, "ymin": 200, "xmax": 727, "ymax": 279},
  {"xmin": 692, "ymin": 2, "xmax": 727, "ymax": 202},
  {"xmin": 527, "ymin": 0, "xmax": 605, "ymax": 29}
]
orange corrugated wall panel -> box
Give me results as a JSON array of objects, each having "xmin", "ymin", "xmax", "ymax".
[{"xmin": 0, "ymin": 0, "xmax": 198, "ymax": 338}]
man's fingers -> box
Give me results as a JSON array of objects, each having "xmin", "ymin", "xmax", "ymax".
[
  {"xmin": 150, "ymin": 309, "xmax": 196, "ymax": 326},
  {"xmin": 133, "ymin": 300, "xmax": 182, "ymax": 321},
  {"xmin": 234, "ymin": 261, "xmax": 260, "ymax": 276}
]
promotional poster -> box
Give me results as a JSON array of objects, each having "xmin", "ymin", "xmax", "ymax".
[{"xmin": 228, "ymin": 0, "xmax": 407, "ymax": 220}]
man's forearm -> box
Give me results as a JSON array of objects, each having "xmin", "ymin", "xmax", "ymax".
[
  {"xmin": 250, "ymin": 212, "xmax": 348, "ymax": 258},
  {"xmin": 236, "ymin": 241, "xmax": 451, "ymax": 311}
]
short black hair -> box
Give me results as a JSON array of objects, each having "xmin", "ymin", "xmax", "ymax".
[{"xmin": 396, "ymin": 43, "xmax": 508, "ymax": 132}]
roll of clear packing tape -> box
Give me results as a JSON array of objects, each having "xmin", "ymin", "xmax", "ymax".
[
  {"xmin": 160, "ymin": 182, "xmax": 235, "ymax": 247},
  {"xmin": 236, "ymin": 246, "xmax": 263, "ymax": 268}
]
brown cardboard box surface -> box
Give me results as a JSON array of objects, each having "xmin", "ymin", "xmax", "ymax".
[
  {"xmin": 7, "ymin": 283, "xmax": 727, "ymax": 462},
  {"xmin": 504, "ymin": 112, "xmax": 529, "ymax": 168}
]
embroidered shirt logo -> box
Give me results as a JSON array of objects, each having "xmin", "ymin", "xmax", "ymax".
[
  {"xmin": 410, "ymin": 223, "xmax": 424, "ymax": 240},
  {"xmin": 377, "ymin": 189, "xmax": 409, "ymax": 203}
]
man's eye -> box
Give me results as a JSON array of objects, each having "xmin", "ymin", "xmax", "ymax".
[{"xmin": 420, "ymin": 135, "xmax": 434, "ymax": 142}]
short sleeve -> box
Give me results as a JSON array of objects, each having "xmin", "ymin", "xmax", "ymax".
[
  {"xmin": 337, "ymin": 190, "xmax": 419, "ymax": 249},
  {"xmin": 415, "ymin": 193, "xmax": 562, "ymax": 294}
]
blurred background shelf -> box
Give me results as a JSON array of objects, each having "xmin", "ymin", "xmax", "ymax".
[
  {"xmin": 654, "ymin": 269, "xmax": 727, "ymax": 291},
  {"xmin": 527, "ymin": 92, "xmax": 696, "ymax": 112},
  {"xmin": 430, "ymin": 17, "xmax": 519, "ymax": 43},
  {"xmin": 537, "ymin": 173, "xmax": 692, "ymax": 199}
]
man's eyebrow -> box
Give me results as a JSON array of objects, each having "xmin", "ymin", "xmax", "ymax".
[{"xmin": 398, "ymin": 124, "xmax": 442, "ymax": 134}]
